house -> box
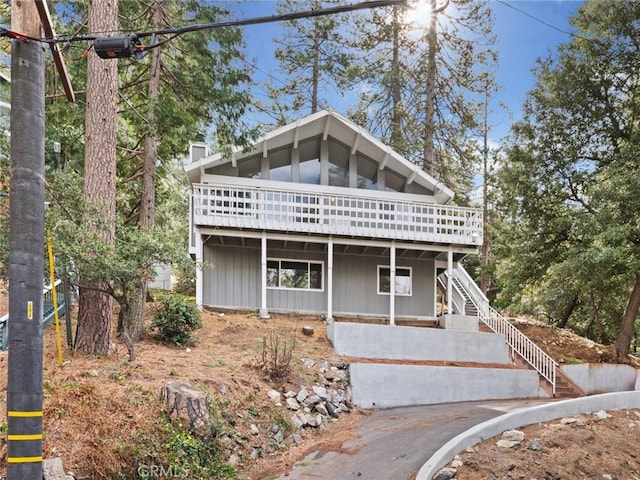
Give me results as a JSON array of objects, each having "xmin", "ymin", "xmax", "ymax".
[{"xmin": 184, "ymin": 109, "xmax": 482, "ymax": 323}]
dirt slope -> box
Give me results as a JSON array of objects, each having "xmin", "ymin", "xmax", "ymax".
[{"xmin": 0, "ymin": 293, "xmax": 637, "ymax": 479}]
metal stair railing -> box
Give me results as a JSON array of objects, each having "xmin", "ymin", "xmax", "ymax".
[
  {"xmin": 451, "ymin": 266, "xmax": 558, "ymax": 395},
  {"xmin": 0, "ymin": 279, "xmax": 66, "ymax": 350}
]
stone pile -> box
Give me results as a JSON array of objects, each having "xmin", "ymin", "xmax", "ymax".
[{"xmin": 264, "ymin": 358, "xmax": 352, "ymax": 437}]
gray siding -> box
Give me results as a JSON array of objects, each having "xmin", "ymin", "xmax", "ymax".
[
  {"xmin": 203, "ymin": 245, "xmax": 260, "ymax": 309},
  {"xmin": 203, "ymin": 244, "xmax": 435, "ymax": 318},
  {"xmin": 333, "ymin": 254, "xmax": 435, "ymax": 317}
]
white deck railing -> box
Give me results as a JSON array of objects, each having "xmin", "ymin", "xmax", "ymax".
[
  {"xmin": 192, "ymin": 183, "xmax": 483, "ymax": 246},
  {"xmin": 452, "ymin": 267, "xmax": 558, "ymax": 394}
]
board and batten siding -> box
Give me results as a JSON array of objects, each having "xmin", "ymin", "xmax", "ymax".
[
  {"xmin": 332, "ymin": 253, "xmax": 435, "ymax": 318},
  {"xmin": 203, "ymin": 243, "xmax": 436, "ymax": 318},
  {"xmin": 203, "ymin": 245, "xmax": 261, "ymax": 309}
]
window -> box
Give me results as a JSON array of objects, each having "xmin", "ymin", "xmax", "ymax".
[
  {"xmin": 356, "ymin": 154, "xmax": 378, "ymax": 190},
  {"xmin": 238, "ymin": 155, "xmax": 262, "ymax": 179},
  {"xmin": 384, "ymin": 168, "xmax": 405, "ymax": 192},
  {"xmin": 328, "ymin": 140, "xmax": 349, "ymax": 187},
  {"xmin": 269, "ymin": 147, "xmax": 292, "ymax": 182},
  {"xmin": 377, "ymin": 266, "xmax": 412, "ymax": 296},
  {"xmin": 267, "ymin": 259, "xmax": 323, "ymax": 290},
  {"xmin": 299, "ymin": 137, "xmax": 321, "ymax": 185}
]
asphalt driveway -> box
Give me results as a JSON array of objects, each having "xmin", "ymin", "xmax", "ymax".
[{"xmin": 275, "ymin": 399, "xmax": 550, "ymax": 480}]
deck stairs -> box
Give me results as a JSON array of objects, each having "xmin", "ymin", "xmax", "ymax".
[{"xmin": 446, "ymin": 266, "xmax": 582, "ymax": 398}]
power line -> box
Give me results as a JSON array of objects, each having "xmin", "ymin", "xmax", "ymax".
[
  {"xmin": 495, "ymin": 0, "xmax": 594, "ymax": 44},
  {"xmin": 1, "ymin": 0, "xmax": 408, "ymax": 57}
]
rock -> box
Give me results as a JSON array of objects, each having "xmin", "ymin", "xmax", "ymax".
[
  {"xmin": 527, "ymin": 441, "xmax": 542, "ymax": 451},
  {"xmin": 297, "ymin": 388, "xmax": 309, "ymax": 403},
  {"xmin": 43, "ymin": 457, "xmax": 74, "ymax": 480},
  {"xmin": 560, "ymin": 417, "xmax": 578, "ymax": 425},
  {"xmin": 249, "ymin": 423, "xmax": 260, "ymax": 435},
  {"xmin": 87, "ymin": 369, "xmax": 99, "ymax": 377},
  {"xmin": 602, "ymin": 475, "xmax": 612, "ymax": 480},
  {"xmin": 228, "ymin": 454, "xmax": 240, "ymax": 466},
  {"xmin": 272, "ymin": 428, "xmax": 284, "ymax": 443},
  {"xmin": 302, "ymin": 325, "xmax": 315, "ymax": 336},
  {"xmin": 267, "ymin": 389, "xmax": 281, "ymax": 403},
  {"xmin": 312, "ymin": 385, "xmax": 327, "ymax": 399},
  {"xmin": 159, "ymin": 381, "xmax": 211, "ymax": 435},
  {"xmin": 496, "ymin": 439, "xmax": 520, "ymax": 448},
  {"xmin": 595, "ymin": 410, "xmax": 611, "ymax": 419},
  {"xmin": 325, "ymin": 401, "xmax": 340, "ymax": 418},
  {"xmin": 450, "ymin": 455, "xmax": 463, "ymax": 468},
  {"xmin": 250, "ymin": 447, "xmax": 262, "ymax": 459},
  {"xmin": 433, "ymin": 467, "xmax": 457, "ymax": 480},
  {"xmin": 286, "ymin": 397, "xmax": 301, "ymax": 410},
  {"xmin": 502, "ymin": 430, "xmax": 525, "ymax": 442},
  {"xmin": 304, "ymin": 394, "xmax": 321, "ymax": 406},
  {"xmin": 284, "ymin": 390, "xmax": 297, "ymax": 398},
  {"xmin": 300, "ymin": 358, "xmax": 315, "ymax": 369},
  {"xmin": 291, "ymin": 414, "xmax": 305, "ymax": 430},
  {"xmin": 315, "ymin": 402, "xmax": 329, "ymax": 416}
]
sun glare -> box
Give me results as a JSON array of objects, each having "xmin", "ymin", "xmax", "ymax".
[{"xmin": 405, "ymin": 0, "xmax": 433, "ymax": 28}]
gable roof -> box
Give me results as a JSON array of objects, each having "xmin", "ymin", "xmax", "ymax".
[{"xmin": 185, "ymin": 109, "xmax": 454, "ymax": 204}]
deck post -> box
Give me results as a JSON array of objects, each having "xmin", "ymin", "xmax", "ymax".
[
  {"xmin": 327, "ymin": 237, "xmax": 334, "ymax": 321},
  {"xmin": 447, "ymin": 247, "xmax": 453, "ymax": 315},
  {"xmin": 390, "ymin": 240, "xmax": 396, "ymax": 325},
  {"xmin": 260, "ymin": 231, "xmax": 269, "ymax": 318},
  {"xmin": 195, "ymin": 232, "xmax": 203, "ymax": 311}
]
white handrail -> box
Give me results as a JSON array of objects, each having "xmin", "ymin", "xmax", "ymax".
[{"xmin": 452, "ymin": 267, "xmax": 557, "ymax": 395}]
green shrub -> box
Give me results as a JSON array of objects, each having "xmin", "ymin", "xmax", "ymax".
[{"xmin": 152, "ymin": 294, "xmax": 201, "ymax": 346}]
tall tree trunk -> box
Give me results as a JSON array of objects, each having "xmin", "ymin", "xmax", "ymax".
[
  {"xmin": 480, "ymin": 89, "xmax": 490, "ymax": 295},
  {"xmin": 422, "ymin": 0, "xmax": 449, "ymax": 176},
  {"xmin": 75, "ymin": 0, "xmax": 119, "ymax": 355},
  {"xmin": 311, "ymin": 34, "xmax": 319, "ymax": 114},
  {"xmin": 390, "ymin": 6, "xmax": 402, "ymax": 151},
  {"xmin": 123, "ymin": 0, "xmax": 163, "ymax": 348},
  {"xmin": 422, "ymin": 0, "xmax": 438, "ymax": 175},
  {"xmin": 589, "ymin": 294, "xmax": 610, "ymax": 345},
  {"xmin": 614, "ymin": 273, "xmax": 640, "ymax": 361}
]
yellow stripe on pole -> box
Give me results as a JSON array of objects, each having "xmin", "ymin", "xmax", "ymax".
[
  {"xmin": 7, "ymin": 456, "xmax": 43, "ymax": 463},
  {"xmin": 7, "ymin": 434, "xmax": 43, "ymax": 441},
  {"xmin": 7, "ymin": 411, "xmax": 43, "ymax": 417},
  {"xmin": 47, "ymin": 229, "xmax": 64, "ymax": 366}
]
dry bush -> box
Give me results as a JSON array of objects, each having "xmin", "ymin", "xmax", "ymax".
[{"xmin": 261, "ymin": 327, "xmax": 297, "ymax": 381}]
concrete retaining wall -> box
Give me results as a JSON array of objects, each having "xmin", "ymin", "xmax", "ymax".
[
  {"xmin": 561, "ymin": 363, "xmax": 639, "ymax": 394},
  {"xmin": 350, "ymin": 363, "xmax": 547, "ymax": 409},
  {"xmin": 332, "ymin": 322, "xmax": 510, "ymax": 364}
]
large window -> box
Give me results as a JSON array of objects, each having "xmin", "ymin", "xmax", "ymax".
[
  {"xmin": 377, "ymin": 266, "xmax": 412, "ymax": 296},
  {"xmin": 267, "ymin": 259, "xmax": 323, "ymax": 290},
  {"xmin": 356, "ymin": 155, "xmax": 378, "ymax": 190}
]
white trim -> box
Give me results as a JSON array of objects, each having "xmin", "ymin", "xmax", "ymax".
[
  {"xmin": 327, "ymin": 237, "xmax": 334, "ymax": 321},
  {"xmin": 266, "ymin": 257, "xmax": 325, "ymax": 292},
  {"xmin": 197, "ymin": 227, "xmax": 480, "ymax": 255},
  {"xmin": 184, "ymin": 109, "xmax": 455, "ymax": 203},
  {"xmin": 260, "ymin": 232, "xmax": 268, "ymax": 318},
  {"xmin": 377, "ymin": 264, "xmax": 412, "ymax": 297},
  {"xmin": 195, "ymin": 233, "xmax": 203, "ymax": 311},
  {"xmin": 198, "ymin": 173, "xmax": 437, "ymax": 204}
]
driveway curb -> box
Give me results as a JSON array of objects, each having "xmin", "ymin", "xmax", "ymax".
[{"xmin": 416, "ymin": 391, "xmax": 640, "ymax": 480}]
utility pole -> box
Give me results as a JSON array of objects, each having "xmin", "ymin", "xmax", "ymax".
[{"xmin": 7, "ymin": 1, "xmax": 45, "ymax": 478}]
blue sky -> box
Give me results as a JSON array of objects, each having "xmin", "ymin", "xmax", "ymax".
[{"xmin": 227, "ymin": 0, "xmax": 583, "ymax": 142}]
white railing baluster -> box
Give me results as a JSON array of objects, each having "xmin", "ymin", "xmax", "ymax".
[
  {"xmin": 192, "ymin": 183, "xmax": 483, "ymax": 246},
  {"xmin": 450, "ymin": 267, "xmax": 557, "ymax": 395}
]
